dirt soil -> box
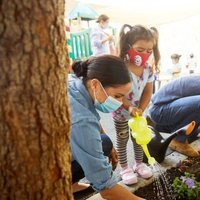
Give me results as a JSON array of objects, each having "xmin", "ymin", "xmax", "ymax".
[{"xmin": 134, "ymin": 155, "xmax": 200, "ymax": 200}]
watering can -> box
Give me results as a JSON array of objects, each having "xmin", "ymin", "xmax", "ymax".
[
  {"xmin": 128, "ymin": 113, "xmax": 156, "ymax": 165},
  {"xmin": 143, "ymin": 121, "xmax": 196, "ymax": 163},
  {"xmin": 128, "ymin": 114, "xmax": 196, "ymax": 165}
]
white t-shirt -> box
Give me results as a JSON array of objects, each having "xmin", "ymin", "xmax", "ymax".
[
  {"xmin": 112, "ymin": 64, "xmax": 154, "ymax": 121},
  {"xmin": 187, "ymin": 57, "xmax": 197, "ymax": 71},
  {"xmin": 90, "ymin": 26, "xmax": 110, "ymax": 56}
]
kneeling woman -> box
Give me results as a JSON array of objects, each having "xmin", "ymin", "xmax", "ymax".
[{"xmin": 69, "ymin": 55, "xmax": 144, "ymax": 200}]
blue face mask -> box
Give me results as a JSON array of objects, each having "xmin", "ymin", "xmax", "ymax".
[{"xmin": 94, "ymin": 82, "xmax": 122, "ymax": 113}]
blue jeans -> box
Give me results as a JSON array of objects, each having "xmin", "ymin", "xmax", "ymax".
[
  {"xmin": 149, "ymin": 95, "xmax": 200, "ymax": 142},
  {"xmin": 71, "ymin": 133, "xmax": 113, "ymax": 183}
]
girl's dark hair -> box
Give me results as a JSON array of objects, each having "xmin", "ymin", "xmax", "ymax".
[
  {"xmin": 150, "ymin": 27, "xmax": 161, "ymax": 73},
  {"xmin": 119, "ymin": 24, "xmax": 160, "ymax": 73},
  {"xmin": 72, "ymin": 55, "xmax": 131, "ymax": 87}
]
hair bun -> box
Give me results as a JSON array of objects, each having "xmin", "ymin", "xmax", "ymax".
[{"xmin": 72, "ymin": 60, "xmax": 88, "ymax": 78}]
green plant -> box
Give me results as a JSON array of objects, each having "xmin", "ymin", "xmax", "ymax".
[{"xmin": 172, "ymin": 172, "xmax": 200, "ymax": 200}]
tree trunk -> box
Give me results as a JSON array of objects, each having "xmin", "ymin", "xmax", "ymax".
[{"xmin": 0, "ymin": 0, "xmax": 73, "ymax": 199}]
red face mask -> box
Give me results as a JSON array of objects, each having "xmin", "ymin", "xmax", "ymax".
[{"xmin": 128, "ymin": 48, "xmax": 152, "ymax": 67}]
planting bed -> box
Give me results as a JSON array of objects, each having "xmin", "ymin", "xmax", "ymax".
[{"xmin": 135, "ymin": 155, "xmax": 200, "ymax": 200}]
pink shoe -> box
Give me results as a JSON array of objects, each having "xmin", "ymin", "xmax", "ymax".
[
  {"xmin": 120, "ymin": 168, "xmax": 138, "ymax": 185},
  {"xmin": 134, "ymin": 163, "xmax": 153, "ymax": 179}
]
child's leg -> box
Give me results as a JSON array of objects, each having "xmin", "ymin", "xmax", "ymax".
[
  {"xmin": 131, "ymin": 135, "xmax": 143, "ymax": 163},
  {"xmin": 114, "ymin": 120, "xmax": 138, "ymax": 185},
  {"xmin": 114, "ymin": 120, "xmax": 129, "ymax": 168},
  {"xmin": 131, "ymin": 134, "xmax": 153, "ymax": 179}
]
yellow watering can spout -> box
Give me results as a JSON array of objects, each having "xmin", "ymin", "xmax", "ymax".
[
  {"xmin": 128, "ymin": 113, "xmax": 156, "ymax": 165},
  {"xmin": 141, "ymin": 145, "xmax": 156, "ymax": 166}
]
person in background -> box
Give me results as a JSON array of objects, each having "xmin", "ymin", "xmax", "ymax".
[
  {"xmin": 186, "ymin": 53, "xmax": 197, "ymax": 74},
  {"xmin": 168, "ymin": 54, "xmax": 182, "ymax": 79},
  {"xmin": 112, "ymin": 24, "xmax": 159, "ymax": 185},
  {"xmin": 69, "ymin": 55, "xmax": 144, "ymax": 200},
  {"xmin": 149, "ymin": 75, "xmax": 200, "ymax": 157},
  {"xmin": 90, "ymin": 14, "xmax": 114, "ymax": 56}
]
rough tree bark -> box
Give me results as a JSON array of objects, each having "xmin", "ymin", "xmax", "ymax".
[{"xmin": 0, "ymin": 0, "xmax": 73, "ymax": 199}]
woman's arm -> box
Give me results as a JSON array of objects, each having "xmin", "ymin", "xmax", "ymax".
[
  {"xmin": 138, "ymin": 82, "xmax": 153, "ymax": 112},
  {"xmin": 90, "ymin": 29, "xmax": 113, "ymax": 48},
  {"xmin": 100, "ymin": 35, "xmax": 113, "ymax": 45},
  {"xmin": 100, "ymin": 184, "xmax": 145, "ymax": 200}
]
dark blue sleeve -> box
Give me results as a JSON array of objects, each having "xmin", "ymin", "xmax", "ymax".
[{"xmin": 152, "ymin": 75, "xmax": 200, "ymax": 105}]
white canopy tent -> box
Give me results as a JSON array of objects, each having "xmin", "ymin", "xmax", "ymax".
[{"xmin": 66, "ymin": 0, "xmax": 200, "ymax": 26}]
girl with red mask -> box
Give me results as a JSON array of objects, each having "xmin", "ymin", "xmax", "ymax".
[{"xmin": 112, "ymin": 24, "xmax": 160, "ymax": 185}]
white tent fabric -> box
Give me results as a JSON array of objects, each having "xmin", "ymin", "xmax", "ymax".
[{"xmin": 66, "ymin": 0, "xmax": 200, "ymax": 25}]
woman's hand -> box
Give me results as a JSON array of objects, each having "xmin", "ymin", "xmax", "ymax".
[
  {"xmin": 128, "ymin": 106, "xmax": 143, "ymax": 117},
  {"xmin": 109, "ymin": 147, "xmax": 118, "ymax": 170}
]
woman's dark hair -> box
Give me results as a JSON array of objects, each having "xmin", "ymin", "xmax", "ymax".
[
  {"xmin": 72, "ymin": 55, "xmax": 131, "ymax": 88},
  {"xmin": 119, "ymin": 24, "xmax": 160, "ymax": 73},
  {"xmin": 96, "ymin": 14, "xmax": 109, "ymax": 23}
]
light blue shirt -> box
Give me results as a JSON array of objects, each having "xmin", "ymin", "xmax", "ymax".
[
  {"xmin": 90, "ymin": 26, "xmax": 110, "ymax": 56},
  {"xmin": 68, "ymin": 74, "xmax": 117, "ymax": 191}
]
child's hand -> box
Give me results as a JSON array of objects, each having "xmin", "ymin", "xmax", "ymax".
[{"xmin": 128, "ymin": 106, "xmax": 143, "ymax": 117}]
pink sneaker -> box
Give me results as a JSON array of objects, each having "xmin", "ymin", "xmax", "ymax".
[
  {"xmin": 120, "ymin": 167, "xmax": 138, "ymax": 185},
  {"xmin": 134, "ymin": 163, "xmax": 153, "ymax": 179}
]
